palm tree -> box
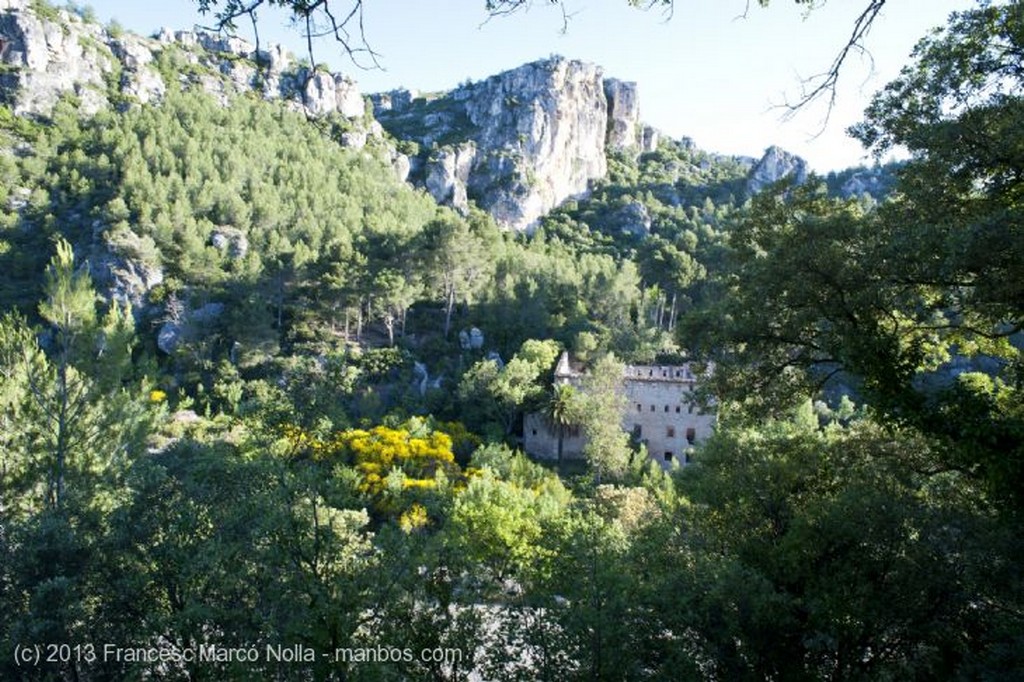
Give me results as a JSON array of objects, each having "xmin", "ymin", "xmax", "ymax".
[{"xmin": 546, "ymin": 383, "xmax": 578, "ymax": 465}]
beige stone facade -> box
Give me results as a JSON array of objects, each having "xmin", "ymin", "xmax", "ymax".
[{"xmin": 523, "ymin": 353, "xmax": 715, "ymax": 467}]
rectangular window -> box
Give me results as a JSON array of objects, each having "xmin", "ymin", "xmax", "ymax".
[
  {"xmin": 675, "ymin": 405, "xmax": 681, "ymax": 413},
  {"xmin": 632, "ymin": 424, "xmax": 642, "ymax": 438},
  {"xmin": 650, "ymin": 405, "xmax": 655, "ymax": 412},
  {"xmin": 664, "ymin": 452, "xmax": 673, "ymax": 461},
  {"xmin": 667, "ymin": 426, "xmax": 675, "ymax": 438},
  {"xmin": 637, "ymin": 403, "xmax": 642, "ymax": 412},
  {"xmin": 664, "ymin": 405, "xmax": 669, "ymax": 413},
  {"xmin": 686, "ymin": 427, "xmax": 696, "ymax": 445}
]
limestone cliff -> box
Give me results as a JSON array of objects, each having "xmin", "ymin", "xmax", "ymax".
[
  {"xmin": 0, "ymin": 0, "xmax": 113, "ymax": 115},
  {"xmin": 0, "ymin": 0, "xmax": 370, "ymax": 124},
  {"xmin": 374, "ymin": 57, "xmax": 642, "ymax": 232}
]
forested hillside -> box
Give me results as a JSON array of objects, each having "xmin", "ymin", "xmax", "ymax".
[{"xmin": 0, "ymin": 0, "xmax": 1021, "ymax": 680}]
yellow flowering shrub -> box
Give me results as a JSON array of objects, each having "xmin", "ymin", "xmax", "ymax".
[
  {"xmin": 283, "ymin": 421, "xmax": 466, "ymax": 519},
  {"xmin": 399, "ymin": 503, "xmax": 429, "ymax": 533},
  {"xmin": 340, "ymin": 426, "xmax": 455, "ymax": 496}
]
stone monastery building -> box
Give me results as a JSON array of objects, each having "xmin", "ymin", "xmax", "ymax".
[{"xmin": 524, "ymin": 352, "xmax": 715, "ymax": 466}]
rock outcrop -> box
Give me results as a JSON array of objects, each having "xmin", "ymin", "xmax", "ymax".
[
  {"xmin": 0, "ymin": 2, "xmax": 113, "ymax": 115},
  {"xmin": 834, "ymin": 166, "xmax": 897, "ymax": 200},
  {"xmin": 374, "ymin": 57, "xmax": 644, "ymax": 232},
  {"xmin": 0, "ymin": 1, "xmax": 370, "ymax": 122},
  {"xmin": 640, "ymin": 125, "xmax": 660, "ymax": 154},
  {"xmin": 210, "ymin": 226, "xmax": 249, "ymax": 259},
  {"xmin": 369, "ymin": 88, "xmax": 416, "ymax": 116},
  {"xmin": 746, "ymin": 145, "xmax": 810, "ymax": 195},
  {"xmin": 603, "ymin": 78, "xmax": 640, "ymax": 150},
  {"xmin": 157, "ymin": 302, "xmax": 225, "ymax": 355},
  {"xmin": 91, "ymin": 225, "xmax": 165, "ymax": 311},
  {"xmin": 424, "ymin": 142, "xmax": 476, "ymax": 213},
  {"xmin": 302, "ymin": 71, "xmax": 364, "ymax": 118},
  {"xmin": 611, "ymin": 201, "xmax": 652, "ymax": 236},
  {"xmin": 110, "ymin": 33, "xmax": 165, "ymax": 104}
]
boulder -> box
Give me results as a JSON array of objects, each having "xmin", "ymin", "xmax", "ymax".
[
  {"xmin": 157, "ymin": 302, "xmax": 225, "ymax": 354},
  {"xmin": 210, "ymin": 226, "xmax": 249, "ymax": 259},
  {"xmin": 92, "ymin": 225, "xmax": 164, "ymax": 310},
  {"xmin": 612, "ymin": 201, "xmax": 652, "ymax": 236}
]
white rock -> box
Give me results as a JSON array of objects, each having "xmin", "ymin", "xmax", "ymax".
[
  {"xmin": 425, "ymin": 142, "xmax": 476, "ymax": 213},
  {"xmin": 456, "ymin": 57, "xmax": 610, "ymax": 231},
  {"xmin": 746, "ymin": 145, "xmax": 810, "ymax": 195},
  {"xmin": 603, "ymin": 78, "xmax": 640, "ymax": 150}
]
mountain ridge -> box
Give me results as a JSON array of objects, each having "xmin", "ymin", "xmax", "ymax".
[{"xmin": 0, "ymin": 0, "xmax": 893, "ymax": 235}]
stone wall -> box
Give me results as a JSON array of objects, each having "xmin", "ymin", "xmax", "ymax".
[
  {"xmin": 621, "ymin": 365, "xmax": 715, "ymax": 467},
  {"xmin": 523, "ymin": 412, "xmax": 587, "ymax": 461}
]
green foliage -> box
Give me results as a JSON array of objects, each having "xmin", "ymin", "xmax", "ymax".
[
  {"xmin": 688, "ymin": 2, "xmax": 1024, "ymax": 514},
  {"xmin": 574, "ymin": 353, "xmax": 633, "ymax": 481},
  {"xmin": 457, "ymin": 338, "xmax": 561, "ymax": 438},
  {"xmin": 4, "ymin": 241, "xmax": 153, "ymax": 512},
  {"xmin": 376, "ymin": 94, "xmax": 479, "ymax": 149},
  {"xmin": 29, "ymin": 0, "xmax": 61, "ymax": 22},
  {"xmin": 670, "ymin": 415, "xmax": 1019, "ymax": 679},
  {"xmin": 448, "ymin": 468, "xmax": 559, "ymax": 581}
]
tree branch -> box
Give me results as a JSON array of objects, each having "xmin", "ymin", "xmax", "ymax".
[
  {"xmin": 779, "ymin": 0, "xmax": 887, "ymax": 125},
  {"xmin": 194, "ymin": 0, "xmax": 885, "ymax": 121}
]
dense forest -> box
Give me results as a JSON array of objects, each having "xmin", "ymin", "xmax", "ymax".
[{"xmin": 1, "ymin": 1, "xmax": 1022, "ymax": 680}]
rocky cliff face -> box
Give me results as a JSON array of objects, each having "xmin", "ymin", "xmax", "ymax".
[
  {"xmin": 0, "ymin": 0, "xmax": 381, "ymax": 309},
  {"xmin": 1, "ymin": 4, "xmax": 665, "ymax": 233},
  {"xmin": 746, "ymin": 145, "xmax": 810, "ymax": 195},
  {"xmin": 374, "ymin": 57, "xmax": 643, "ymax": 232},
  {"xmin": 0, "ymin": 0, "xmax": 370, "ymax": 125},
  {"xmin": 0, "ymin": 0, "xmax": 113, "ymax": 115}
]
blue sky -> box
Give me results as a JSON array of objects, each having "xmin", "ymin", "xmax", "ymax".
[{"xmin": 83, "ymin": 0, "xmax": 970, "ymax": 171}]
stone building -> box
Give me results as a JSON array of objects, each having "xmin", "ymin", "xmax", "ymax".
[{"xmin": 524, "ymin": 352, "xmax": 715, "ymax": 467}]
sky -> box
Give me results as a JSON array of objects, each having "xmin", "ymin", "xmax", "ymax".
[{"xmin": 82, "ymin": 0, "xmax": 971, "ymax": 172}]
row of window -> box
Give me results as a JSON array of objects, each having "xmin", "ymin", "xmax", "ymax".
[
  {"xmin": 633, "ymin": 425, "xmax": 697, "ymax": 444},
  {"xmin": 637, "ymin": 403, "xmax": 696, "ymax": 414},
  {"xmin": 634, "ymin": 368, "xmax": 694, "ymax": 379}
]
